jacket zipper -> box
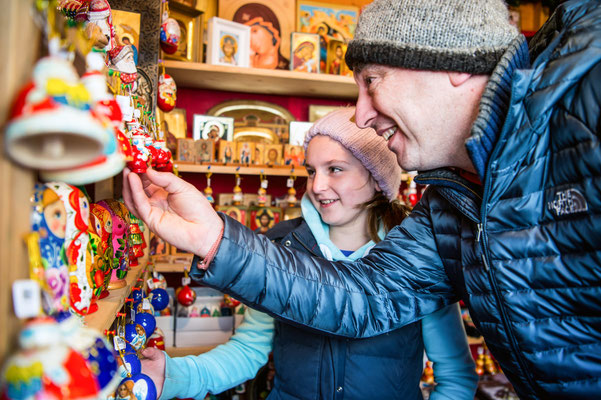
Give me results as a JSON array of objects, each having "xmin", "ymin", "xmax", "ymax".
[{"xmin": 479, "ymin": 208, "xmax": 539, "ymax": 395}]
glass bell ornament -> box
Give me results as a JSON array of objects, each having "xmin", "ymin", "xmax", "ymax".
[
  {"xmin": 5, "ymin": 57, "xmax": 108, "ymax": 171},
  {"xmin": 160, "ymin": 2, "xmax": 181, "ymax": 55},
  {"xmin": 157, "ymin": 70, "xmax": 177, "ymax": 112}
]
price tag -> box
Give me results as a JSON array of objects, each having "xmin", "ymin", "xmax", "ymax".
[
  {"xmin": 142, "ymin": 298, "xmax": 151, "ymax": 310},
  {"xmin": 147, "ymin": 278, "xmax": 155, "ymax": 290},
  {"xmin": 113, "ymin": 336, "xmax": 126, "ymax": 351},
  {"xmin": 261, "ymin": 180, "xmax": 268, "ymax": 189},
  {"xmin": 12, "ymin": 280, "xmax": 41, "ymax": 319},
  {"xmin": 153, "ymin": 270, "xmax": 159, "ymax": 279},
  {"xmin": 131, "ymin": 308, "xmax": 136, "ymax": 321},
  {"xmin": 117, "ymin": 324, "xmax": 125, "ymax": 338},
  {"xmin": 182, "ymin": 277, "xmax": 191, "ymax": 286},
  {"xmin": 287, "ymin": 178, "xmax": 294, "ymax": 188}
]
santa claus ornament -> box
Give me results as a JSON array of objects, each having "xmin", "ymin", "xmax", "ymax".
[
  {"xmin": 160, "ymin": 1, "xmax": 181, "ymax": 55},
  {"xmin": 157, "ymin": 68, "xmax": 177, "ymax": 112}
]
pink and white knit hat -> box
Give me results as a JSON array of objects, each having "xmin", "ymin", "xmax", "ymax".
[{"xmin": 303, "ymin": 107, "xmax": 402, "ymax": 200}]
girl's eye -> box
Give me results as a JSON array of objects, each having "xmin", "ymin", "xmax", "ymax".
[
  {"xmin": 329, "ymin": 167, "xmax": 342, "ymax": 173},
  {"xmin": 306, "ymin": 168, "xmax": 315, "ymax": 177}
]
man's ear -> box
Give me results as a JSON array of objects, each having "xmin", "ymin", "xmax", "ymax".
[{"xmin": 448, "ymin": 72, "xmax": 472, "ymax": 87}]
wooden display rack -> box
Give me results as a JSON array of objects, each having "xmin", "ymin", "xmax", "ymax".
[
  {"xmin": 164, "ymin": 60, "xmax": 358, "ymax": 99},
  {"xmin": 84, "ymin": 265, "xmax": 148, "ymax": 333},
  {"xmin": 176, "ymin": 163, "xmax": 308, "ymax": 177}
]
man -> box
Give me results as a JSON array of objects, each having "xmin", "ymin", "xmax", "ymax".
[{"xmin": 124, "ymin": 0, "xmax": 601, "ymax": 398}]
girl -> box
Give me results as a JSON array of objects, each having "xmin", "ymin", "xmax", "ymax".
[{"xmin": 142, "ymin": 108, "xmax": 478, "ymax": 399}]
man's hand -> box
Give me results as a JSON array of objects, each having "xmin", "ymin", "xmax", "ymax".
[
  {"xmin": 140, "ymin": 347, "xmax": 166, "ymax": 399},
  {"xmin": 123, "ymin": 168, "xmax": 223, "ymax": 257}
]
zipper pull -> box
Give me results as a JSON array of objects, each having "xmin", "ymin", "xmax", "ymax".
[
  {"xmin": 476, "ymin": 223, "xmax": 482, "ymax": 242},
  {"xmin": 481, "ymin": 253, "xmax": 490, "ymax": 271}
]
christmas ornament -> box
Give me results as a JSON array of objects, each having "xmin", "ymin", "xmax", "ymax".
[
  {"xmin": 233, "ymin": 172, "xmax": 243, "ymax": 206},
  {"xmin": 149, "ymin": 287, "xmax": 170, "ymax": 311},
  {"xmin": 152, "ymin": 139, "xmax": 174, "ymax": 172},
  {"xmin": 258, "ymin": 173, "xmax": 268, "ymax": 207},
  {"xmin": 160, "ymin": 2, "xmax": 181, "ymax": 55},
  {"xmin": 204, "ymin": 170, "xmax": 215, "ymax": 204},
  {"xmin": 176, "ymin": 270, "xmax": 196, "ymax": 307},
  {"xmin": 146, "ymin": 327, "xmax": 166, "ymax": 351},
  {"xmin": 1, "ymin": 317, "xmax": 107, "ymax": 399},
  {"xmin": 85, "ymin": 0, "xmax": 116, "ymax": 51},
  {"xmin": 157, "ymin": 68, "xmax": 177, "ymax": 112},
  {"xmin": 135, "ymin": 311, "xmax": 157, "ymax": 338},
  {"xmin": 129, "ymin": 287, "xmax": 143, "ymax": 305},
  {"xmin": 41, "ymin": 52, "xmax": 127, "ymax": 185},
  {"xmin": 124, "ymin": 322, "xmax": 147, "ymax": 351},
  {"xmin": 5, "ymin": 57, "xmax": 108, "ymax": 171},
  {"xmin": 408, "ymin": 178, "xmax": 419, "ymax": 207},
  {"xmin": 113, "ymin": 374, "xmax": 157, "ymax": 400},
  {"xmin": 55, "ymin": 312, "xmax": 120, "ymax": 397},
  {"xmin": 116, "ymin": 343, "xmax": 142, "ymax": 378},
  {"xmin": 286, "ymin": 173, "xmax": 298, "ymax": 207}
]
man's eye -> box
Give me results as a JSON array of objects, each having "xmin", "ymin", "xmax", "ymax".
[{"xmin": 364, "ymin": 77, "xmax": 373, "ymax": 86}]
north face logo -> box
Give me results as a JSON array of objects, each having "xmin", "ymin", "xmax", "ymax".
[{"xmin": 547, "ymin": 188, "xmax": 588, "ymax": 216}]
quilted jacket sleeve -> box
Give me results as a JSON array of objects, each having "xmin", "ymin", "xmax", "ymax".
[{"xmin": 192, "ymin": 189, "xmax": 457, "ymax": 338}]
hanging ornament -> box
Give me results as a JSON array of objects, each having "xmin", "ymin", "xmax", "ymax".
[
  {"xmin": 84, "ymin": 0, "xmax": 116, "ymax": 52},
  {"xmin": 176, "ymin": 269, "xmax": 196, "ymax": 307},
  {"xmin": 113, "ymin": 374, "xmax": 157, "ymax": 400},
  {"xmin": 40, "ymin": 52, "xmax": 128, "ymax": 185},
  {"xmin": 204, "ymin": 170, "xmax": 215, "ymax": 204},
  {"xmin": 146, "ymin": 327, "xmax": 166, "ymax": 351},
  {"xmin": 5, "ymin": 57, "xmax": 109, "ymax": 171},
  {"xmin": 157, "ymin": 62, "xmax": 177, "ymax": 112},
  {"xmin": 160, "ymin": 1, "xmax": 181, "ymax": 55},
  {"xmin": 152, "ymin": 139, "xmax": 174, "ymax": 172},
  {"xmin": 258, "ymin": 172, "xmax": 268, "ymax": 207},
  {"xmin": 408, "ymin": 178, "xmax": 419, "ymax": 207},
  {"xmin": 286, "ymin": 172, "xmax": 298, "ymax": 207},
  {"xmin": 135, "ymin": 310, "xmax": 156, "ymax": 339},
  {"xmin": 233, "ymin": 171, "xmax": 243, "ymax": 206},
  {"xmin": 124, "ymin": 321, "xmax": 146, "ymax": 351},
  {"xmin": 149, "ymin": 287, "xmax": 170, "ymax": 311}
]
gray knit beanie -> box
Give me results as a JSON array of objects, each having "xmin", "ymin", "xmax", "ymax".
[
  {"xmin": 345, "ymin": 0, "xmax": 520, "ymax": 74},
  {"xmin": 303, "ymin": 107, "xmax": 401, "ymax": 201}
]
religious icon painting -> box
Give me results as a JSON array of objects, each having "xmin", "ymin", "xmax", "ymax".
[
  {"xmin": 216, "ymin": 205, "xmax": 248, "ymax": 226},
  {"xmin": 249, "ymin": 206, "xmax": 281, "ymax": 234},
  {"xmin": 206, "ymin": 17, "xmax": 251, "ymax": 67}
]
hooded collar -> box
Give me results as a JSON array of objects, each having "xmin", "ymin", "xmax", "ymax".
[
  {"xmin": 300, "ymin": 194, "xmax": 384, "ymax": 261},
  {"xmin": 465, "ymin": 35, "xmax": 530, "ymax": 181}
]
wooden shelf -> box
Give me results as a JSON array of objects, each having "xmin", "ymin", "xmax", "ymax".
[
  {"xmin": 165, "ymin": 345, "xmax": 216, "ymax": 357},
  {"xmin": 176, "ymin": 163, "xmax": 308, "ymax": 177},
  {"xmin": 164, "ymin": 60, "xmax": 358, "ymax": 99},
  {"xmin": 84, "ymin": 265, "xmax": 147, "ymax": 333}
]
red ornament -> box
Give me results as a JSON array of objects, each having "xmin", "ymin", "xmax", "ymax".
[
  {"xmin": 176, "ymin": 285, "xmax": 196, "ymax": 307},
  {"xmin": 157, "ymin": 73, "xmax": 177, "ymax": 112}
]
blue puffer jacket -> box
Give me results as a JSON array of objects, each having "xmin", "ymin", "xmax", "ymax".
[{"xmin": 192, "ymin": 2, "xmax": 601, "ymax": 399}]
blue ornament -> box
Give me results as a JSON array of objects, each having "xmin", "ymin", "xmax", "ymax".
[
  {"xmin": 129, "ymin": 289, "xmax": 143, "ymax": 304},
  {"xmin": 115, "ymin": 374, "xmax": 157, "ymax": 400},
  {"xmin": 86, "ymin": 337, "xmax": 118, "ymax": 389},
  {"xmin": 135, "ymin": 312, "xmax": 156, "ymax": 339},
  {"xmin": 124, "ymin": 322, "xmax": 147, "ymax": 350},
  {"xmin": 118, "ymin": 347, "xmax": 142, "ymax": 378},
  {"xmin": 149, "ymin": 288, "xmax": 169, "ymax": 311}
]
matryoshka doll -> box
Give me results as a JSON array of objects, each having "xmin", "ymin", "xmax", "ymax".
[
  {"xmin": 29, "ymin": 184, "xmax": 70, "ymax": 315},
  {"xmin": 48, "ymin": 182, "xmax": 96, "ymax": 315},
  {"xmin": 128, "ymin": 212, "xmax": 146, "ymax": 267},
  {"xmin": 91, "ymin": 202, "xmax": 114, "ymax": 298},
  {"xmin": 97, "ymin": 199, "xmax": 130, "ymax": 289}
]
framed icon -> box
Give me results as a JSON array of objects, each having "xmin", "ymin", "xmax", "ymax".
[{"xmin": 206, "ymin": 17, "xmax": 251, "ymax": 67}]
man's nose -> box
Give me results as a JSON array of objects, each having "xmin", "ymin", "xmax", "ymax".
[{"xmin": 355, "ymin": 90, "xmax": 377, "ymax": 129}]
